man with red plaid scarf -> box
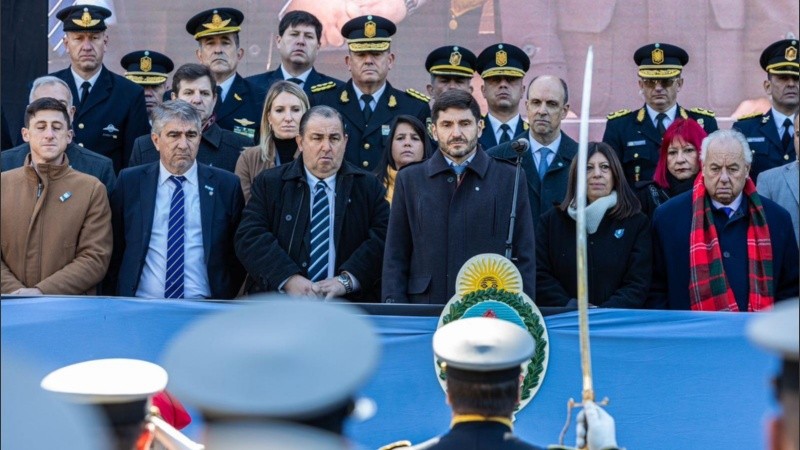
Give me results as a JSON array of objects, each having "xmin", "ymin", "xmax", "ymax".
[{"xmin": 649, "ymin": 129, "xmax": 798, "ymax": 311}]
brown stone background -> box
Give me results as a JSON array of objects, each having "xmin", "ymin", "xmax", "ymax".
[{"xmin": 48, "ymin": 0, "xmax": 799, "ymax": 139}]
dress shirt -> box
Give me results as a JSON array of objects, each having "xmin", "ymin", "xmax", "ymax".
[
  {"xmin": 217, "ymin": 73, "xmax": 236, "ymax": 102},
  {"xmin": 280, "ymin": 66, "xmax": 312, "ymax": 87},
  {"xmin": 136, "ymin": 162, "xmax": 211, "ymax": 299},
  {"xmin": 486, "ymin": 114, "xmax": 521, "ymax": 144},
  {"xmin": 711, "ymin": 193, "xmax": 744, "ymax": 218},
  {"xmin": 353, "ymin": 82, "xmax": 387, "ymax": 112},
  {"xmin": 771, "ymin": 108, "xmax": 794, "ymax": 140},
  {"xmin": 70, "ymin": 68, "xmax": 102, "ymax": 102},
  {"xmin": 529, "ymin": 132, "xmax": 561, "ymax": 169},
  {"xmin": 646, "ymin": 104, "xmax": 677, "ymax": 131}
]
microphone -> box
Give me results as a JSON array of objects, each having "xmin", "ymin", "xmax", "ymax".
[{"xmin": 510, "ymin": 138, "xmax": 529, "ymax": 154}]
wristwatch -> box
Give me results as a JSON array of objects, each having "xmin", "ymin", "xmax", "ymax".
[{"xmin": 337, "ymin": 273, "xmax": 353, "ymax": 294}]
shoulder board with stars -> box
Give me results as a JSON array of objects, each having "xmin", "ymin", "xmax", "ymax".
[
  {"xmin": 735, "ymin": 111, "xmax": 763, "ymax": 121},
  {"xmin": 689, "ymin": 107, "xmax": 715, "ymax": 117},
  {"xmin": 405, "ymin": 88, "xmax": 431, "ymax": 103},
  {"xmin": 378, "ymin": 440, "xmax": 411, "ymax": 450},
  {"xmin": 606, "ymin": 109, "xmax": 631, "ymax": 120},
  {"xmin": 310, "ymin": 81, "xmax": 337, "ymax": 93}
]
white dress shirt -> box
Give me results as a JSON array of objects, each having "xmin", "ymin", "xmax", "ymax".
[
  {"xmin": 280, "ymin": 66, "xmax": 312, "ymax": 87},
  {"xmin": 529, "ymin": 132, "xmax": 562, "ymax": 170},
  {"xmin": 711, "ymin": 193, "xmax": 744, "ymax": 218},
  {"xmin": 646, "ymin": 104, "xmax": 677, "ymax": 130},
  {"xmin": 70, "ymin": 68, "xmax": 102, "ymax": 102},
  {"xmin": 771, "ymin": 108, "xmax": 794, "ymax": 140},
  {"xmin": 486, "ymin": 113, "xmax": 521, "ymax": 143},
  {"xmin": 353, "ymin": 82, "xmax": 387, "ymax": 111}
]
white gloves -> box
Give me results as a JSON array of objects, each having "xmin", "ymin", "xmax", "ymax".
[{"xmin": 576, "ymin": 401, "xmax": 618, "ymax": 450}]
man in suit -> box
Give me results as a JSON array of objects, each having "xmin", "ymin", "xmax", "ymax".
[
  {"xmin": 120, "ymin": 50, "xmax": 174, "ymax": 116},
  {"xmin": 382, "ymin": 90, "xmax": 535, "ymax": 304},
  {"xmin": 1, "ymin": 76, "xmax": 116, "ymax": 193},
  {"xmin": 50, "ymin": 4, "xmax": 151, "ymax": 174},
  {"xmin": 603, "ymin": 43, "xmax": 718, "ymax": 185},
  {"xmin": 488, "ymin": 75, "xmax": 577, "ymax": 222},
  {"xmin": 235, "ymin": 105, "xmax": 389, "ymax": 301},
  {"xmin": 186, "ymin": 7, "xmax": 264, "ymax": 143},
  {"xmin": 733, "ymin": 39, "xmax": 799, "ymax": 181},
  {"xmin": 246, "ymin": 10, "xmax": 343, "ymax": 99},
  {"xmin": 108, "ymin": 100, "xmax": 245, "ymax": 299},
  {"xmin": 476, "ymin": 43, "xmax": 530, "ymax": 150},
  {"xmin": 312, "ymin": 15, "xmax": 430, "ymax": 172},
  {"xmin": 650, "ymin": 130, "xmax": 798, "ymax": 311},
  {"xmin": 129, "ymin": 64, "xmax": 250, "ymax": 173},
  {"xmin": 757, "ymin": 110, "xmax": 799, "ymax": 247}
]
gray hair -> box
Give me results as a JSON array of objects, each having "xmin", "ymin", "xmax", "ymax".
[
  {"xmin": 298, "ymin": 105, "xmax": 345, "ymax": 136},
  {"xmin": 700, "ymin": 129, "xmax": 752, "ymax": 165},
  {"xmin": 29, "ymin": 76, "xmax": 73, "ymax": 107},
  {"xmin": 151, "ymin": 100, "xmax": 202, "ymax": 135}
]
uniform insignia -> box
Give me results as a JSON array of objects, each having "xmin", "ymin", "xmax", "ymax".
[
  {"xmin": 606, "ymin": 109, "xmax": 631, "ymax": 120},
  {"xmin": 614, "ymin": 228, "xmax": 625, "ymax": 239},
  {"xmin": 140, "ymin": 55, "xmax": 152, "ymax": 72},
  {"xmin": 636, "ymin": 108, "xmax": 646, "ymax": 122},
  {"xmin": 364, "ymin": 20, "xmax": 377, "ymax": 38},
  {"xmin": 59, "ymin": 191, "xmax": 72, "ymax": 202},
  {"xmin": 204, "ymin": 185, "xmax": 214, "ymax": 196},
  {"xmin": 340, "ymin": 90, "xmax": 349, "ymax": 103},
  {"xmin": 378, "ymin": 440, "xmax": 412, "ymax": 450},
  {"xmin": 786, "ymin": 46, "xmax": 797, "ymax": 62},
  {"xmin": 496, "ymin": 50, "xmax": 508, "ymax": 67},
  {"xmin": 762, "ymin": 115, "xmax": 770, "ymax": 124},
  {"xmin": 405, "ymin": 88, "xmax": 430, "ymax": 103},
  {"xmin": 652, "ymin": 48, "xmax": 664, "ymax": 65},
  {"xmin": 309, "ymin": 81, "xmax": 336, "ymax": 93},
  {"xmin": 73, "ymin": 8, "xmax": 100, "ymax": 28},
  {"xmin": 735, "ymin": 111, "xmax": 763, "ymax": 121},
  {"xmin": 689, "ymin": 107, "xmax": 715, "ymax": 117},
  {"xmin": 203, "ymin": 12, "xmax": 231, "ymax": 30},
  {"xmin": 449, "ymin": 50, "xmax": 462, "ymax": 66},
  {"xmin": 102, "ymin": 124, "xmax": 119, "ymax": 134},
  {"xmin": 233, "ymin": 118, "xmax": 255, "ymax": 127},
  {"xmin": 234, "ymin": 93, "xmax": 242, "ymax": 101},
  {"xmin": 679, "ymin": 107, "xmax": 688, "ymax": 119},
  {"xmin": 523, "ymin": 121, "xmax": 529, "ymax": 130},
  {"xmin": 426, "ymin": 117, "xmax": 435, "ymax": 139},
  {"xmin": 697, "ymin": 118, "xmax": 704, "ymax": 126},
  {"xmin": 388, "ymin": 95, "xmax": 397, "ymax": 108}
]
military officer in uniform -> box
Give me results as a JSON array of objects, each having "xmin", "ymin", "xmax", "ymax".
[
  {"xmin": 603, "ymin": 43, "xmax": 718, "ymax": 185},
  {"xmin": 120, "ymin": 50, "xmax": 174, "ymax": 116},
  {"xmin": 246, "ymin": 10, "xmax": 343, "ymax": 99},
  {"xmin": 476, "ymin": 43, "xmax": 530, "ymax": 150},
  {"xmin": 425, "ymin": 45, "xmax": 479, "ymax": 101},
  {"xmin": 312, "ymin": 15, "xmax": 430, "ymax": 172},
  {"xmin": 50, "ymin": 4, "xmax": 151, "ymax": 174},
  {"xmin": 733, "ymin": 39, "xmax": 799, "ymax": 182},
  {"xmin": 186, "ymin": 7, "xmax": 264, "ymax": 143}
]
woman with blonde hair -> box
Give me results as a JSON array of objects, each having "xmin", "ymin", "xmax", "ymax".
[{"xmin": 235, "ymin": 81, "xmax": 309, "ymax": 202}]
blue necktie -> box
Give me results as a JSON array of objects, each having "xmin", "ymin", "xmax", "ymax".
[
  {"xmin": 165, "ymin": 176, "xmax": 187, "ymax": 299},
  {"xmin": 308, "ymin": 181, "xmax": 330, "ymax": 282},
  {"xmin": 499, "ymin": 123, "xmax": 512, "ymax": 144},
  {"xmin": 720, "ymin": 207, "xmax": 734, "ymax": 218},
  {"xmin": 538, "ymin": 147, "xmax": 552, "ymax": 180}
]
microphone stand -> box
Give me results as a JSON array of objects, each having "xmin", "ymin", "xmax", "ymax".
[{"xmin": 504, "ymin": 145, "xmax": 525, "ymax": 261}]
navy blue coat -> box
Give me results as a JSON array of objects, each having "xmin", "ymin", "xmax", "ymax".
[
  {"xmin": 234, "ymin": 159, "xmax": 389, "ymax": 301},
  {"xmin": 312, "ymin": 80, "xmax": 430, "ymax": 172},
  {"xmin": 382, "ymin": 149, "xmax": 536, "ymax": 304},
  {"xmin": 51, "ymin": 66, "xmax": 151, "ymax": 174},
  {"xmin": 602, "ymin": 105, "xmax": 718, "ymax": 185},
  {"xmin": 213, "ymin": 73, "xmax": 265, "ymax": 145},
  {"xmin": 413, "ymin": 421, "xmax": 544, "ymax": 450},
  {"xmin": 1, "ymin": 142, "xmax": 116, "ymax": 193},
  {"xmin": 650, "ymin": 191, "xmax": 799, "ymax": 310},
  {"xmin": 128, "ymin": 123, "xmax": 248, "ymax": 173},
  {"xmin": 108, "ymin": 162, "xmax": 245, "ymax": 299},
  {"xmin": 487, "ymin": 131, "xmax": 578, "ymax": 222},
  {"xmin": 732, "ymin": 110, "xmax": 796, "ymax": 182},
  {"xmin": 245, "ymin": 67, "xmax": 343, "ymax": 100},
  {"xmin": 478, "ymin": 115, "xmax": 528, "ymax": 150},
  {"xmin": 1, "ymin": 110, "xmax": 11, "ymax": 150}
]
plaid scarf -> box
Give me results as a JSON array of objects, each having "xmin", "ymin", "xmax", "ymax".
[{"xmin": 688, "ymin": 174, "xmax": 774, "ymax": 311}]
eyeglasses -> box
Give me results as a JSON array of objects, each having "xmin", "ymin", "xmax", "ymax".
[{"xmin": 641, "ymin": 78, "xmax": 679, "ymax": 89}]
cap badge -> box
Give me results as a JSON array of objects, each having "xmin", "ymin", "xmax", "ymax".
[
  {"xmin": 786, "ymin": 46, "xmax": 797, "ymax": 62},
  {"xmin": 140, "ymin": 55, "xmax": 152, "ymax": 72},
  {"xmin": 496, "ymin": 50, "xmax": 508, "ymax": 67},
  {"xmin": 203, "ymin": 13, "xmax": 230, "ymax": 30},
  {"xmin": 73, "ymin": 8, "xmax": 100, "ymax": 28},
  {"xmin": 364, "ymin": 20, "xmax": 377, "ymax": 38},
  {"xmin": 449, "ymin": 50, "xmax": 462, "ymax": 66},
  {"xmin": 651, "ymin": 48, "xmax": 664, "ymax": 65}
]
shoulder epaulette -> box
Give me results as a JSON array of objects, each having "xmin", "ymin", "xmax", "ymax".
[
  {"xmin": 689, "ymin": 107, "xmax": 715, "ymax": 117},
  {"xmin": 735, "ymin": 111, "xmax": 763, "ymax": 121},
  {"xmin": 405, "ymin": 88, "xmax": 431, "ymax": 103},
  {"xmin": 606, "ymin": 109, "xmax": 631, "ymax": 120},
  {"xmin": 310, "ymin": 81, "xmax": 336, "ymax": 93},
  {"xmin": 379, "ymin": 440, "xmax": 412, "ymax": 450}
]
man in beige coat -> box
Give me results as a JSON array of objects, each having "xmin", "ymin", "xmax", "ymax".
[{"xmin": 1, "ymin": 97, "xmax": 111, "ymax": 295}]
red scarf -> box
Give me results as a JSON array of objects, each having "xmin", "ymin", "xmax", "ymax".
[{"xmin": 688, "ymin": 174, "xmax": 774, "ymax": 311}]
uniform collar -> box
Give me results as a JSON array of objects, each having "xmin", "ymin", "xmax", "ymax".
[{"xmin": 451, "ymin": 414, "xmax": 513, "ymax": 430}]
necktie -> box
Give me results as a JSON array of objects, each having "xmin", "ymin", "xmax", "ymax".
[
  {"xmin": 499, "ymin": 123, "xmax": 512, "ymax": 144},
  {"xmin": 308, "ymin": 181, "xmax": 330, "ymax": 282},
  {"xmin": 165, "ymin": 176, "xmax": 187, "ymax": 299},
  {"xmin": 656, "ymin": 113, "xmax": 667, "ymax": 136},
  {"xmin": 79, "ymin": 81, "xmax": 91, "ymax": 108},
  {"xmin": 361, "ymin": 94, "xmax": 374, "ymax": 122},
  {"xmin": 538, "ymin": 147, "xmax": 552, "ymax": 180},
  {"xmin": 782, "ymin": 118, "xmax": 793, "ymax": 152},
  {"xmin": 720, "ymin": 206, "xmax": 734, "ymax": 218},
  {"xmin": 287, "ymin": 77, "xmax": 303, "ymax": 85}
]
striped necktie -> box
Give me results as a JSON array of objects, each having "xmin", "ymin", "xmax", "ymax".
[
  {"xmin": 308, "ymin": 181, "xmax": 330, "ymax": 282},
  {"xmin": 165, "ymin": 176, "xmax": 187, "ymax": 299}
]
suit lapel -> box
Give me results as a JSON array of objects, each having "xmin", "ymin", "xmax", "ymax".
[
  {"xmin": 77, "ymin": 66, "xmax": 113, "ymax": 119},
  {"xmin": 364, "ymin": 84, "xmax": 396, "ymax": 138},
  {"xmin": 637, "ymin": 107, "xmax": 661, "ymax": 146},
  {"xmin": 215, "ymin": 74, "xmax": 246, "ymax": 122},
  {"xmin": 760, "ymin": 111, "xmax": 783, "ymax": 149},
  {"xmin": 479, "ymin": 115, "xmax": 498, "ymax": 149},
  {"xmin": 786, "ymin": 163, "xmax": 800, "ymax": 205},
  {"xmin": 338, "ymin": 82, "xmax": 365, "ymax": 133},
  {"xmin": 198, "ymin": 165, "xmax": 214, "ymax": 263},
  {"xmin": 140, "ymin": 164, "xmax": 159, "ymax": 251},
  {"xmin": 332, "ymin": 171, "xmax": 353, "ymax": 256}
]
